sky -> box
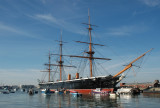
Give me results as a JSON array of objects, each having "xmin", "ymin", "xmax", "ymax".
[{"xmin": 0, "ymin": 0, "xmax": 160, "ymax": 85}]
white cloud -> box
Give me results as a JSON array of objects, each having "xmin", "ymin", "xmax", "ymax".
[
  {"xmin": 140, "ymin": 0, "xmax": 160, "ymax": 7},
  {"xmin": 34, "ymin": 14, "xmax": 59, "ymax": 25},
  {"xmin": 106, "ymin": 25, "xmax": 136, "ymax": 36},
  {"xmin": 30, "ymin": 14, "xmax": 86, "ymax": 35},
  {"xmin": 105, "ymin": 25, "xmax": 148, "ymax": 37},
  {"xmin": 0, "ymin": 23, "xmax": 23, "ymax": 34},
  {"xmin": 0, "ymin": 22, "xmax": 48, "ymax": 40}
]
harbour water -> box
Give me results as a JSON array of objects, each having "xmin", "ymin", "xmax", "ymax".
[{"xmin": 1, "ymin": 92, "xmax": 160, "ymax": 108}]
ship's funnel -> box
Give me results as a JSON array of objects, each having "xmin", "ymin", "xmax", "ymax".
[
  {"xmin": 76, "ymin": 73, "xmax": 79, "ymax": 79},
  {"xmin": 68, "ymin": 74, "xmax": 71, "ymax": 80}
]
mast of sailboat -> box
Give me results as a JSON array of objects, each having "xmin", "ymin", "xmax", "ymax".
[
  {"xmin": 50, "ymin": 31, "xmax": 76, "ymax": 81},
  {"xmin": 70, "ymin": 9, "xmax": 111, "ymax": 77},
  {"xmin": 59, "ymin": 31, "xmax": 63, "ymax": 81},
  {"xmin": 41, "ymin": 51, "xmax": 56, "ymax": 82},
  {"xmin": 48, "ymin": 51, "xmax": 51, "ymax": 81},
  {"xmin": 88, "ymin": 9, "xmax": 93, "ymax": 77}
]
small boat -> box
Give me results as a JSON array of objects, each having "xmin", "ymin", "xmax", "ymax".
[
  {"xmin": 69, "ymin": 90, "xmax": 78, "ymax": 93},
  {"xmin": 50, "ymin": 89, "xmax": 55, "ymax": 93},
  {"xmin": 28, "ymin": 89, "xmax": 34, "ymax": 95},
  {"xmin": 116, "ymin": 87, "xmax": 140, "ymax": 95},
  {"xmin": 13, "ymin": 88, "xmax": 17, "ymax": 91},
  {"xmin": 55, "ymin": 90, "xmax": 59, "ymax": 93},
  {"xmin": 9, "ymin": 89, "xmax": 15, "ymax": 93},
  {"xmin": 143, "ymin": 87, "xmax": 160, "ymax": 94},
  {"xmin": 58, "ymin": 90, "xmax": 64, "ymax": 94},
  {"xmin": 0, "ymin": 88, "xmax": 9, "ymax": 94},
  {"xmin": 143, "ymin": 80, "xmax": 160, "ymax": 94},
  {"xmin": 2, "ymin": 91, "xmax": 9, "ymax": 94},
  {"xmin": 22, "ymin": 89, "xmax": 25, "ymax": 92},
  {"xmin": 9, "ymin": 91, "xmax": 15, "ymax": 93},
  {"xmin": 34, "ymin": 90, "xmax": 38, "ymax": 94},
  {"xmin": 69, "ymin": 90, "xmax": 82, "ymax": 97},
  {"xmin": 92, "ymin": 88, "xmax": 109, "ymax": 94},
  {"xmin": 41, "ymin": 88, "xmax": 51, "ymax": 95}
]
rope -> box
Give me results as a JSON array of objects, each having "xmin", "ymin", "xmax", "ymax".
[{"xmin": 95, "ymin": 60, "xmax": 111, "ymax": 75}]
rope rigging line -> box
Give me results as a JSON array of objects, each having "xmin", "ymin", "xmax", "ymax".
[
  {"xmin": 92, "ymin": 46, "xmax": 106, "ymax": 58},
  {"xmin": 93, "ymin": 60, "xmax": 104, "ymax": 76},
  {"xmin": 94, "ymin": 30, "xmax": 126, "ymax": 64},
  {"xmin": 41, "ymin": 72, "xmax": 47, "ymax": 82},
  {"xmin": 141, "ymin": 50, "xmax": 153, "ymax": 66},
  {"xmin": 131, "ymin": 56, "xmax": 144, "ymax": 76},
  {"xmin": 62, "ymin": 67, "xmax": 67, "ymax": 81},
  {"xmin": 85, "ymin": 61, "xmax": 91, "ymax": 77},
  {"xmin": 104, "ymin": 45, "xmax": 128, "ymax": 64},
  {"xmin": 75, "ymin": 48, "xmax": 90, "ymax": 76},
  {"xmin": 122, "ymin": 51, "xmax": 150, "ymax": 79},
  {"xmin": 124, "ymin": 68, "xmax": 132, "ymax": 78},
  {"xmin": 92, "ymin": 31, "xmax": 104, "ymax": 45},
  {"xmin": 131, "ymin": 49, "xmax": 152, "ymax": 78},
  {"xmin": 53, "ymin": 66, "xmax": 59, "ymax": 81},
  {"xmin": 80, "ymin": 58, "xmax": 88, "ymax": 78},
  {"xmin": 131, "ymin": 50, "xmax": 152, "ymax": 79},
  {"xmin": 95, "ymin": 60, "xmax": 111, "ymax": 75},
  {"xmin": 92, "ymin": 60, "xmax": 96, "ymax": 77}
]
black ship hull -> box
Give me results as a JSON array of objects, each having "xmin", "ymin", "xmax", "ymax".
[{"xmin": 39, "ymin": 75, "xmax": 123, "ymax": 90}]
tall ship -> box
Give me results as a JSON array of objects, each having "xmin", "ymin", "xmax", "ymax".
[{"xmin": 38, "ymin": 11, "xmax": 153, "ymax": 94}]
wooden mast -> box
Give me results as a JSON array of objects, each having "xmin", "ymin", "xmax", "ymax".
[
  {"xmin": 59, "ymin": 31, "xmax": 63, "ymax": 81},
  {"xmin": 70, "ymin": 9, "xmax": 111, "ymax": 78},
  {"xmin": 88, "ymin": 9, "xmax": 93, "ymax": 77},
  {"xmin": 48, "ymin": 51, "xmax": 51, "ymax": 81},
  {"xmin": 44, "ymin": 32, "xmax": 63, "ymax": 81},
  {"xmin": 41, "ymin": 51, "xmax": 55, "ymax": 82},
  {"xmin": 112, "ymin": 48, "xmax": 153, "ymax": 78},
  {"xmin": 49, "ymin": 31, "xmax": 75, "ymax": 81}
]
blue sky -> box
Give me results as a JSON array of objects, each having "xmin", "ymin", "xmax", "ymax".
[{"xmin": 0, "ymin": 0, "xmax": 159, "ymax": 85}]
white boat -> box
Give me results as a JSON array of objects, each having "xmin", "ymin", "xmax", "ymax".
[
  {"xmin": 116, "ymin": 87, "xmax": 132, "ymax": 94},
  {"xmin": 0, "ymin": 89, "xmax": 9, "ymax": 94},
  {"xmin": 41, "ymin": 88, "xmax": 52, "ymax": 95},
  {"xmin": 9, "ymin": 89, "xmax": 15, "ymax": 93},
  {"xmin": 92, "ymin": 88, "xmax": 109, "ymax": 94},
  {"xmin": 116, "ymin": 87, "xmax": 140, "ymax": 95}
]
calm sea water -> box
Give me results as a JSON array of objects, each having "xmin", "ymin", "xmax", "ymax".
[{"xmin": 0, "ymin": 92, "xmax": 160, "ymax": 108}]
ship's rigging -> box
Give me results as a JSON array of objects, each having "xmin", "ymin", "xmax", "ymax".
[
  {"xmin": 44, "ymin": 31, "xmax": 76, "ymax": 81},
  {"xmin": 40, "ymin": 51, "xmax": 56, "ymax": 82},
  {"xmin": 70, "ymin": 9, "xmax": 111, "ymax": 78},
  {"xmin": 112, "ymin": 48, "xmax": 153, "ymax": 78}
]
